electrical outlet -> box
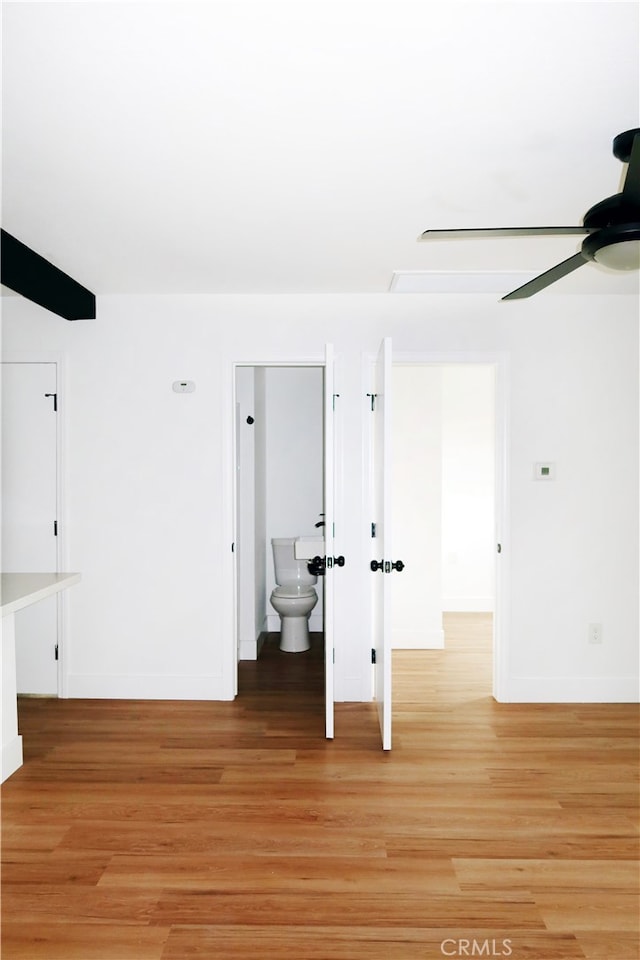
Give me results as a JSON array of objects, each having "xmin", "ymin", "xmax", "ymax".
[{"xmin": 588, "ymin": 622, "xmax": 603, "ymax": 645}]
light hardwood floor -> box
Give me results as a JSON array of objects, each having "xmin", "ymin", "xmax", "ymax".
[{"xmin": 1, "ymin": 614, "xmax": 638, "ymax": 959}]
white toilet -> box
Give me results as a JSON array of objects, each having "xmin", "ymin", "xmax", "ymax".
[{"xmin": 270, "ymin": 538, "xmax": 318, "ymax": 653}]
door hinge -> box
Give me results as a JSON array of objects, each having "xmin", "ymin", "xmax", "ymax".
[
  {"xmin": 371, "ymin": 522, "xmax": 376, "ymax": 538},
  {"xmin": 231, "ymin": 542, "xmax": 235, "ymax": 552},
  {"xmin": 54, "ymin": 644, "xmax": 59, "ymax": 661},
  {"xmin": 54, "ymin": 520, "xmax": 58, "ymax": 537},
  {"xmin": 44, "ymin": 392, "xmax": 58, "ymax": 411},
  {"xmin": 371, "ymin": 648, "xmax": 376, "ymax": 664},
  {"xmin": 332, "ymin": 393, "xmax": 340, "ymax": 410},
  {"xmin": 366, "ymin": 393, "xmax": 377, "ymax": 411}
]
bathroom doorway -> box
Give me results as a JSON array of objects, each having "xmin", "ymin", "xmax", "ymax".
[
  {"xmin": 390, "ymin": 356, "xmax": 507, "ymax": 700},
  {"xmin": 233, "ymin": 362, "xmax": 330, "ymax": 704}
]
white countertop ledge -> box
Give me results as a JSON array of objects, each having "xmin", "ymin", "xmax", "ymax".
[{"xmin": 1, "ymin": 572, "xmax": 81, "ymax": 616}]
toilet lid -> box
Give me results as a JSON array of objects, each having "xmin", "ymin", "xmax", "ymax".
[{"xmin": 272, "ymin": 584, "xmax": 316, "ymax": 599}]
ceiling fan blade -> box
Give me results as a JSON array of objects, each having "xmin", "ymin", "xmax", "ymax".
[
  {"xmin": 501, "ymin": 252, "xmax": 587, "ymax": 300},
  {"xmin": 621, "ymin": 130, "xmax": 640, "ymax": 207},
  {"xmin": 420, "ymin": 226, "xmax": 587, "ymax": 240}
]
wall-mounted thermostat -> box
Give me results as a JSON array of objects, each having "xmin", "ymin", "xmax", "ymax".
[
  {"xmin": 534, "ymin": 462, "xmax": 556, "ymax": 480},
  {"xmin": 172, "ymin": 380, "xmax": 195, "ymax": 393}
]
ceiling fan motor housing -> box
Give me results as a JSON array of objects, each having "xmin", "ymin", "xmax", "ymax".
[
  {"xmin": 613, "ymin": 128, "xmax": 639, "ymax": 164},
  {"xmin": 581, "ymin": 221, "xmax": 640, "ymax": 266},
  {"xmin": 581, "ymin": 129, "xmax": 640, "ymax": 267},
  {"xmin": 583, "ymin": 193, "xmax": 638, "ymax": 230}
]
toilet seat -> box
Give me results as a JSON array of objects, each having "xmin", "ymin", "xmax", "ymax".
[{"xmin": 272, "ymin": 584, "xmax": 316, "ymax": 599}]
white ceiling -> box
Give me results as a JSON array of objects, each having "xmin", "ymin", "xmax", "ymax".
[{"xmin": 2, "ymin": 0, "xmax": 639, "ymax": 296}]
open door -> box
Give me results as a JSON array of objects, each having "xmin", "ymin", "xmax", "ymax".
[
  {"xmin": 323, "ymin": 344, "xmax": 335, "ymax": 739},
  {"xmin": 1, "ymin": 362, "xmax": 59, "ymax": 695},
  {"xmin": 370, "ymin": 338, "xmax": 393, "ymax": 749}
]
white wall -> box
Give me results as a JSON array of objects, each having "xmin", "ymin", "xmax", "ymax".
[
  {"xmin": 253, "ymin": 368, "xmax": 267, "ymax": 645},
  {"xmin": 442, "ymin": 364, "xmax": 495, "ymax": 612},
  {"xmin": 2, "ymin": 291, "xmax": 638, "ymax": 704},
  {"xmin": 235, "ymin": 366, "xmax": 256, "ymax": 659}
]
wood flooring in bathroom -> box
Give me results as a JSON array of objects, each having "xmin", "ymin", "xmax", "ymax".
[{"xmin": 1, "ymin": 614, "xmax": 638, "ymax": 960}]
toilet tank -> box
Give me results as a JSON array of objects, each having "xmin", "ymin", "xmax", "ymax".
[{"xmin": 272, "ymin": 538, "xmax": 317, "ymax": 586}]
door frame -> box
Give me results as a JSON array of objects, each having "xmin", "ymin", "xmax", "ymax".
[
  {"xmin": 225, "ymin": 354, "xmax": 333, "ymax": 704},
  {"xmin": 1, "ymin": 354, "xmax": 68, "ymax": 696},
  {"xmin": 367, "ymin": 349, "xmax": 510, "ymax": 703}
]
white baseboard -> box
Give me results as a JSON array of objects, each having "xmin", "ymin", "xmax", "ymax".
[
  {"xmin": 239, "ymin": 632, "xmax": 267, "ymax": 661},
  {"xmin": 502, "ymin": 676, "xmax": 640, "ymax": 703},
  {"xmin": 1, "ymin": 735, "xmax": 23, "ymax": 783},
  {"xmin": 442, "ymin": 597, "xmax": 495, "ymax": 613},
  {"xmin": 392, "ymin": 628, "xmax": 445, "ymax": 649},
  {"xmin": 239, "ymin": 640, "xmax": 258, "ymax": 661},
  {"xmin": 58, "ymin": 672, "xmax": 640, "ymax": 705},
  {"xmin": 67, "ymin": 674, "xmax": 232, "ymax": 700}
]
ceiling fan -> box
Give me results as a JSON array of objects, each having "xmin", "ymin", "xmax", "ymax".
[{"xmin": 419, "ymin": 128, "xmax": 640, "ymax": 300}]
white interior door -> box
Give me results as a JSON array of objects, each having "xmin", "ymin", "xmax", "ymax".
[
  {"xmin": 371, "ymin": 338, "xmax": 392, "ymax": 750},
  {"xmin": 323, "ymin": 344, "xmax": 335, "ymax": 739},
  {"xmin": 1, "ymin": 362, "xmax": 59, "ymax": 694}
]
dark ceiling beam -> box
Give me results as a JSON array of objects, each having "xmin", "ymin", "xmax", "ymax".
[{"xmin": 1, "ymin": 229, "xmax": 96, "ymax": 320}]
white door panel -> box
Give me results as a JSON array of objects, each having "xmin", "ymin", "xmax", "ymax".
[
  {"xmin": 324, "ymin": 344, "xmax": 335, "ymax": 739},
  {"xmin": 371, "ymin": 339, "xmax": 392, "ymax": 750},
  {"xmin": 2, "ymin": 362, "xmax": 59, "ymax": 694}
]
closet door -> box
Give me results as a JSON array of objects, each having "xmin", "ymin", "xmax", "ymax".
[{"xmin": 2, "ymin": 362, "xmax": 59, "ymax": 694}]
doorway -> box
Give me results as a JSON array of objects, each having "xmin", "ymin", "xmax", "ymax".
[
  {"xmin": 390, "ymin": 356, "xmax": 507, "ymax": 700},
  {"xmin": 233, "ymin": 364, "xmax": 325, "ymax": 682}
]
